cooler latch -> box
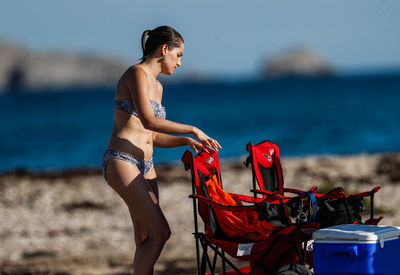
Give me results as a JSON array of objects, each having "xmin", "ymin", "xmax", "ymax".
[{"xmin": 378, "ymin": 236, "xmax": 384, "ymax": 248}]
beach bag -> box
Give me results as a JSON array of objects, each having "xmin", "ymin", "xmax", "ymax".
[{"xmin": 315, "ymin": 196, "xmax": 365, "ymax": 228}]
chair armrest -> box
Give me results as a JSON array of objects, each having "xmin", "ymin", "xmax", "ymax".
[{"xmin": 188, "ymin": 191, "xmax": 281, "ymax": 212}]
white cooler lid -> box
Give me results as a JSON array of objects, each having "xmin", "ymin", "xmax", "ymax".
[{"xmin": 313, "ymin": 224, "xmax": 400, "ymax": 242}]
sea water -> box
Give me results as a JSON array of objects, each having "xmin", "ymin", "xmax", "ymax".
[{"xmin": 0, "ymin": 74, "xmax": 399, "ymax": 172}]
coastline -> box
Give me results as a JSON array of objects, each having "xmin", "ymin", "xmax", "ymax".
[{"xmin": 1, "ymin": 152, "xmax": 399, "ymax": 274}]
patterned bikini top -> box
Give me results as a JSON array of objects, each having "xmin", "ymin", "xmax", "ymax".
[{"xmin": 115, "ymin": 99, "xmax": 166, "ymax": 119}]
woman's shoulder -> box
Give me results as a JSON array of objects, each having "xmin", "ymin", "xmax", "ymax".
[
  {"xmin": 129, "ymin": 65, "xmax": 147, "ymax": 77},
  {"xmin": 121, "ymin": 65, "xmax": 148, "ymax": 85}
]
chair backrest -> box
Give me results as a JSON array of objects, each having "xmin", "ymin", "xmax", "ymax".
[
  {"xmin": 182, "ymin": 150, "xmax": 226, "ymax": 237},
  {"xmin": 245, "ymin": 140, "xmax": 284, "ymax": 194}
]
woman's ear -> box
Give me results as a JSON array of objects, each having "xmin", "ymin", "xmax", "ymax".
[{"xmin": 161, "ymin": 44, "xmax": 168, "ymax": 56}]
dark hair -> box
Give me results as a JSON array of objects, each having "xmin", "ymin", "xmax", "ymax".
[{"xmin": 140, "ymin": 26, "xmax": 184, "ymax": 62}]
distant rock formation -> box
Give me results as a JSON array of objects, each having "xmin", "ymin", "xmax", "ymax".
[
  {"xmin": 0, "ymin": 42, "xmax": 26, "ymax": 92},
  {"xmin": 0, "ymin": 41, "xmax": 130, "ymax": 93},
  {"xmin": 264, "ymin": 47, "xmax": 335, "ymax": 78}
]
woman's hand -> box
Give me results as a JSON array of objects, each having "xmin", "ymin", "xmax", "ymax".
[
  {"xmin": 192, "ymin": 128, "xmax": 222, "ymax": 152},
  {"xmin": 186, "ymin": 137, "xmax": 206, "ymax": 154}
]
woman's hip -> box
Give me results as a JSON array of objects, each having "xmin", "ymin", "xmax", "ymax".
[{"xmin": 102, "ymin": 148, "xmax": 154, "ymax": 181}]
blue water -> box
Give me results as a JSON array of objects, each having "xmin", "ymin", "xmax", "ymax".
[{"xmin": 0, "ymin": 74, "xmax": 399, "ymax": 172}]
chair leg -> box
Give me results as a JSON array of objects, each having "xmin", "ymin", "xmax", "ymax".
[
  {"xmin": 200, "ymin": 238, "xmax": 215, "ymax": 274},
  {"xmin": 196, "ymin": 236, "xmax": 203, "ymax": 275},
  {"xmin": 212, "ymin": 247, "xmax": 219, "ymax": 273},
  {"xmin": 201, "ymin": 250, "xmax": 207, "ymax": 275}
]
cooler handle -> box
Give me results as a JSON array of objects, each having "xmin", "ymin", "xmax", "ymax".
[{"xmin": 324, "ymin": 245, "xmax": 358, "ymax": 262}]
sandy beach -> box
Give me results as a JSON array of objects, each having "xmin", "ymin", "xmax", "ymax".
[{"xmin": 1, "ymin": 153, "xmax": 399, "ymax": 275}]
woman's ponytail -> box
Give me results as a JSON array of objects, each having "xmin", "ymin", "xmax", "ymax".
[{"xmin": 141, "ymin": 30, "xmax": 151, "ymax": 52}]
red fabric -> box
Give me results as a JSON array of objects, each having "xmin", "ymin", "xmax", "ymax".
[
  {"xmin": 207, "ymin": 226, "xmax": 305, "ymax": 272},
  {"xmin": 190, "ymin": 193, "xmax": 283, "ymax": 212},
  {"xmin": 365, "ymin": 216, "xmax": 384, "ymax": 225},
  {"xmin": 204, "ymin": 175, "xmax": 277, "ymax": 239},
  {"xmin": 270, "ymin": 142, "xmax": 284, "ymax": 194},
  {"xmin": 207, "ymin": 266, "xmax": 251, "ymax": 275},
  {"xmin": 247, "ymin": 141, "xmax": 284, "ymax": 194}
]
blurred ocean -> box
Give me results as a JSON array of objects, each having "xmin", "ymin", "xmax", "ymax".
[{"xmin": 0, "ymin": 73, "xmax": 399, "ymax": 172}]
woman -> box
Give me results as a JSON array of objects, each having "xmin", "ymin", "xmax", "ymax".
[{"xmin": 102, "ymin": 26, "xmax": 221, "ymax": 275}]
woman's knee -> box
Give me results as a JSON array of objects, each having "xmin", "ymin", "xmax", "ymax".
[
  {"xmin": 162, "ymin": 225, "xmax": 171, "ymax": 242},
  {"xmin": 150, "ymin": 222, "xmax": 171, "ymax": 244}
]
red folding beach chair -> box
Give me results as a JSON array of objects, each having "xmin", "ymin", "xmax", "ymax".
[
  {"xmin": 244, "ymin": 140, "xmax": 383, "ymax": 229},
  {"xmin": 182, "ymin": 149, "xmax": 314, "ymax": 275}
]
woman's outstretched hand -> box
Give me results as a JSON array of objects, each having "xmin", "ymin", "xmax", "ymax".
[
  {"xmin": 192, "ymin": 128, "xmax": 222, "ymax": 153},
  {"xmin": 186, "ymin": 137, "xmax": 205, "ymax": 154}
]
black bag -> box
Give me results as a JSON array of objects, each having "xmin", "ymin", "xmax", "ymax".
[
  {"xmin": 315, "ymin": 196, "xmax": 366, "ymax": 228},
  {"xmin": 255, "ymin": 201, "xmax": 289, "ymax": 227}
]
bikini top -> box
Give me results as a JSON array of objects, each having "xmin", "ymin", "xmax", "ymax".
[{"xmin": 115, "ymin": 99, "xmax": 166, "ymax": 119}]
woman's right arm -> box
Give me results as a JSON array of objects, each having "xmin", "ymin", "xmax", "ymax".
[{"xmin": 128, "ymin": 67, "xmax": 221, "ymax": 150}]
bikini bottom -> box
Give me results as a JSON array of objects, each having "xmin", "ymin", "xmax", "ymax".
[{"xmin": 102, "ymin": 148, "xmax": 153, "ymax": 180}]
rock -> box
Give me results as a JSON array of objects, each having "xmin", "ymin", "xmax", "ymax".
[
  {"xmin": 0, "ymin": 41, "xmax": 26, "ymax": 93},
  {"xmin": 23, "ymin": 51, "xmax": 128, "ymax": 89},
  {"xmin": 0, "ymin": 40, "xmax": 129, "ymax": 92},
  {"xmin": 264, "ymin": 46, "xmax": 335, "ymax": 78}
]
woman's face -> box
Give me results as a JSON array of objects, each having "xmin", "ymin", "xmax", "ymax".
[{"xmin": 162, "ymin": 42, "xmax": 184, "ymax": 75}]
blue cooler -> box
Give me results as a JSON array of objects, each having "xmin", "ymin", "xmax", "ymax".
[{"xmin": 313, "ymin": 224, "xmax": 400, "ymax": 275}]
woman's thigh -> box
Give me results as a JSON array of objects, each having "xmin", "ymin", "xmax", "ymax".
[
  {"xmin": 130, "ymin": 167, "xmax": 159, "ymax": 243},
  {"xmin": 144, "ymin": 166, "xmax": 159, "ymax": 200},
  {"xmin": 105, "ymin": 158, "xmax": 168, "ymax": 235}
]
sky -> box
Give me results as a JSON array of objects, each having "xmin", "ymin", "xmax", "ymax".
[{"xmin": 1, "ymin": 0, "xmax": 400, "ymax": 79}]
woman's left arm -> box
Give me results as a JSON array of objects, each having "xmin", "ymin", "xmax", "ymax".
[
  {"xmin": 153, "ymin": 133, "xmax": 205, "ymax": 153},
  {"xmin": 153, "ymin": 132, "xmax": 188, "ymax": 148}
]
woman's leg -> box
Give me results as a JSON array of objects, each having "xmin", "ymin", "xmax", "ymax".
[
  {"xmin": 130, "ymin": 167, "xmax": 159, "ymax": 267},
  {"xmin": 144, "ymin": 166, "xmax": 159, "ymax": 200},
  {"xmin": 105, "ymin": 159, "xmax": 170, "ymax": 275}
]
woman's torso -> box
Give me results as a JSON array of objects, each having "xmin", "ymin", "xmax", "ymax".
[{"xmin": 106, "ymin": 65, "xmax": 163, "ymax": 161}]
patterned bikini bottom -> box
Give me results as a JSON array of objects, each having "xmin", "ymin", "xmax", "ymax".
[{"xmin": 102, "ymin": 148, "xmax": 154, "ymax": 180}]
